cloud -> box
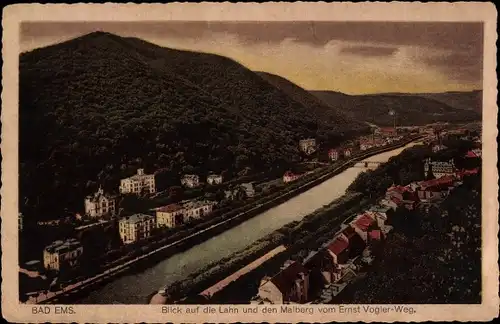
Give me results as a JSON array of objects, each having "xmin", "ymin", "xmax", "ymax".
[
  {"xmin": 339, "ymin": 45, "xmax": 399, "ymax": 57},
  {"xmin": 20, "ymin": 21, "xmax": 483, "ymax": 94}
]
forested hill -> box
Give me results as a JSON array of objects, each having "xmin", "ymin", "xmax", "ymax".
[
  {"xmin": 311, "ymin": 90, "xmax": 481, "ymax": 126},
  {"xmin": 256, "ymin": 72, "xmax": 366, "ymax": 129},
  {"xmin": 19, "ymin": 31, "xmax": 367, "ymax": 220}
]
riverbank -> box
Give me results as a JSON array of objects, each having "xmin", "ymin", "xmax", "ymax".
[{"xmin": 34, "ymin": 135, "xmax": 423, "ymax": 304}]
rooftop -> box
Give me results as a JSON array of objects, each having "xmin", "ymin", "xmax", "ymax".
[
  {"xmin": 352, "ymin": 213, "xmax": 376, "ymax": 232},
  {"xmin": 157, "ymin": 204, "xmax": 183, "ymax": 213},
  {"xmin": 45, "ymin": 238, "xmax": 81, "ymax": 253},
  {"xmin": 183, "ymin": 200, "xmax": 214, "ymax": 209},
  {"xmin": 268, "ymin": 260, "xmax": 308, "ymax": 294},
  {"xmin": 326, "ymin": 236, "xmax": 349, "ymax": 256},
  {"xmin": 120, "ymin": 213, "xmax": 154, "ymax": 224}
]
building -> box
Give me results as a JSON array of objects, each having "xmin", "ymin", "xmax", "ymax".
[
  {"xmin": 119, "ymin": 169, "xmax": 156, "ymax": 195},
  {"xmin": 183, "ymin": 200, "xmax": 215, "ymax": 222},
  {"xmin": 465, "ymin": 150, "xmax": 481, "ymax": 159},
  {"xmin": 416, "ymin": 175, "xmax": 455, "ymax": 201},
  {"xmin": 156, "ymin": 204, "xmax": 184, "ymax": 228},
  {"xmin": 257, "ymin": 260, "xmax": 310, "ymax": 304},
  {"xmin": 118, "ymin": 213, "xmax": 155, "ymax": 244},
  {"xmin": 299, "ymin": 139, "xmax": 316, "ymax": 155},
  {"xmin": 181, "ymin": 174, "xmax": 200, "ymax": 188},
  {"xmin": 472, "ymin": 148, "xmax": 482, "ymax": 157},
  {"xmin": 328, "ymin": 149, "xmax": 339, "ymax": 161},
  {"xmin": 283, "ymin": 171, "xmax": 301, "ymax": 183},
  {"xmin": 380, "ymin": 127, "xmax": 396, "ymax": 136},
  {"xmin": 43, "ymin": 239, "xmax": 83, "ymax": 271},
  {"xmin": 207, "ymin": 174, "xmax": 223, "ymax": 185},
  {"xmin": 343, "ymin": 148, "xmax": 352, "ymax": 158},
  {"xmin": 379, "ymin": 198, "xmax": 398, "ymax": 211},
  {"xmin": 241, "ymin": 183, "xmax": 255, "ymax": 198},
  {"xmin": 84, "ymin": 187, "xmax": 116, "ymax": 218},
  {"xmin": 424, "ymin": 158, "xmax": 456, "ymax": 179},
  {"xmin": 350, "ymin": 213, "xmax": 378, "ymax": 243},
  {"xmin": 432, "ymin": 144, "xmax": 448, "ymax": 153}
]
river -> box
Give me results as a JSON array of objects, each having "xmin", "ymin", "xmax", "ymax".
[{"xmin": 79, "ymin": 142, "xmax": 420, "ymax": 304}]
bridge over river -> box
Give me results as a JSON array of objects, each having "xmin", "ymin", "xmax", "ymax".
[
  {"xmin": 352, "ymin": 160, "xmax": 386, "ymax": 168},
  {"xmin": 75, "ymin": 141, "xmax": 421, "ymax": 304}
]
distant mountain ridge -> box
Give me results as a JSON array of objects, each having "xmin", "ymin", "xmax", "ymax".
[
  {"xmin": 19, "ymin": 31, "xmax": 368, "ymax": 219},
  {"xmin": 310, "ymin": 89, "xmax": 481, "ymax": 126}
]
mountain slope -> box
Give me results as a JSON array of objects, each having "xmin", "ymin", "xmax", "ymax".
[
  {"xmin": 311, "ymin": 90, "xmax": 481, "ymax": 126},
  {"xmin": 256, "ymin": 72, "xmax": 367, "ymax": 133},
  {"xmin": 415, "ymin": 91, "xmax": 482, "ymax": 113},
  {"xmin": 20, "ymin": 32, "xmax": 367, "ymax": 220}
]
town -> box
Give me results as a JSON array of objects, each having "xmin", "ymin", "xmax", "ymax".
[
  {"xmin": 18, "ymin": 123, "xmax": 481, "ymax": 304},
  {"xmin": 155, "ymin": 125, "xmax": 480, "ymax": 305}
]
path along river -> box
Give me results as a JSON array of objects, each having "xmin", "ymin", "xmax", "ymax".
[{"xmin": 79, "ymin": 142, "xmax": 420, "ymax": 304}]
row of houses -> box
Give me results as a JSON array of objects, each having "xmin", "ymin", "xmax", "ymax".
[
  {"xmin": 251, "ymin": 161, "xmax": 480, "ymax": 304},
  {"xmin": 38, "ymin": 198, "xmax": 218, "ymax": 272},
  {"xmin": 84, "ymin": 169, "xmax": 224, "ymax": 218},
  {"xmin": 252, "ymin": 206, "xmax": 392, "ymax": 304},
  {"xmin": 156, "ymin": 200, "xmax": 217, "ymax": 228}
]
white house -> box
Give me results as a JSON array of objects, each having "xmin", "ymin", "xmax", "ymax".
[
  {"xmin": 183, "ymin": 200, "xmax": 216, "ymax": 222},
  {"xmin": 299, "ymin": 139, "xmax": 317, "ymax": 155},
  {"xmin": 84, "ymin": 187, "xmax": 116, "ymax": 218},
  {"xmin": 118, "ymin": 213, "xmax": 155, "ymax": 244},
  {"xmin": 43, "ymin": 239, "xmax": 83, "ymax": 271},
  {"xmin": 432, "ymin": 144, "xmax": 448, "ymax": 153},
  {"xmin": 181, "ymin": 174, "xmax": 200, "ymax": 188},
  {"xmin": 119, "ymin": 169, "xmax": 156, "ymax": 195},
  {"xmin": 424, "ymin": 158, "xmax": 456, "ymax": 179},
  {"xmin": 207, "ymin": 174, "xmax": 223, "ymax": 185},
  {"xmin": 241, "ymin": 183, "xmax": 255, "ymax": 197}
]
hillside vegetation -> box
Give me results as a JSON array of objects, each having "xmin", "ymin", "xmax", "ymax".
[
  {"xmin": 19, "ymin": 31, "xmax": 367, "ymax": 220},
  {"xmin": 311, "ymin": 90, "xmax": 481, "ymax": 126}
]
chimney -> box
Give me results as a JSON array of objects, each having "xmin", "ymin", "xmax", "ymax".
[{"xmin": 137, "ymin": 168, "xmax": 144, "ymax": 176}]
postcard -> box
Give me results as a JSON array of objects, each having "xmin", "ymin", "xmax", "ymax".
[{"xmin": 2, "ymin": 2, "xmax": 498, "ymax": 323}]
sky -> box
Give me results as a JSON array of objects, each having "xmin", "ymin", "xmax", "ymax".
[{"xmin": 20, "ymin": 21, "xmax": 483, "ymax": 94}]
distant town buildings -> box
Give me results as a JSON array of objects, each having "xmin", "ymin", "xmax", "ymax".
[
  {"xmin": 207, "ymin": 174, "xmax": 223, "ymax": 185},
  {"xmin": 299, "ymin": 139, "xmax": 317, "ymax": 155},
  {"xmin": 181, "ymin": 174, "xmax": 200, "ymax": 188},
  {"xmin": 424, "ymin": 158, "xmax": 456, "ymax": 179},
  {"xmin": 119, "ymin": 169, "xmax": 156, "ymax": 195},
  {"xmin": 84, "ymin": 187, "xmax": 116, "ymax": 218},
  {"xmin": 119, "ymin": 213, "xmax": 155, "ymax": 244},
  {"xmin": 43, "ymin": 239, "xmax": 83, "ymax": 271}
]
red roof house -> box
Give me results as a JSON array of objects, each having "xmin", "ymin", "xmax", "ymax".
[
  {"xmin": 326, "ymin": 236, "xmax": 350, "ymax": 264},
  {"xmin": 465, "ymin": 150, "xmax": 480, "ymax": 158},
  {"xmin": 283, "ymin": 171, "xmax": 301, "ymax": 183},
  {"xmin": 352, "ymin": 213, "xmax": 376, "ymax": 232},
  {"xmin": 369, "ymin": 230, "xmax": 382, "ymax": 241}
]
